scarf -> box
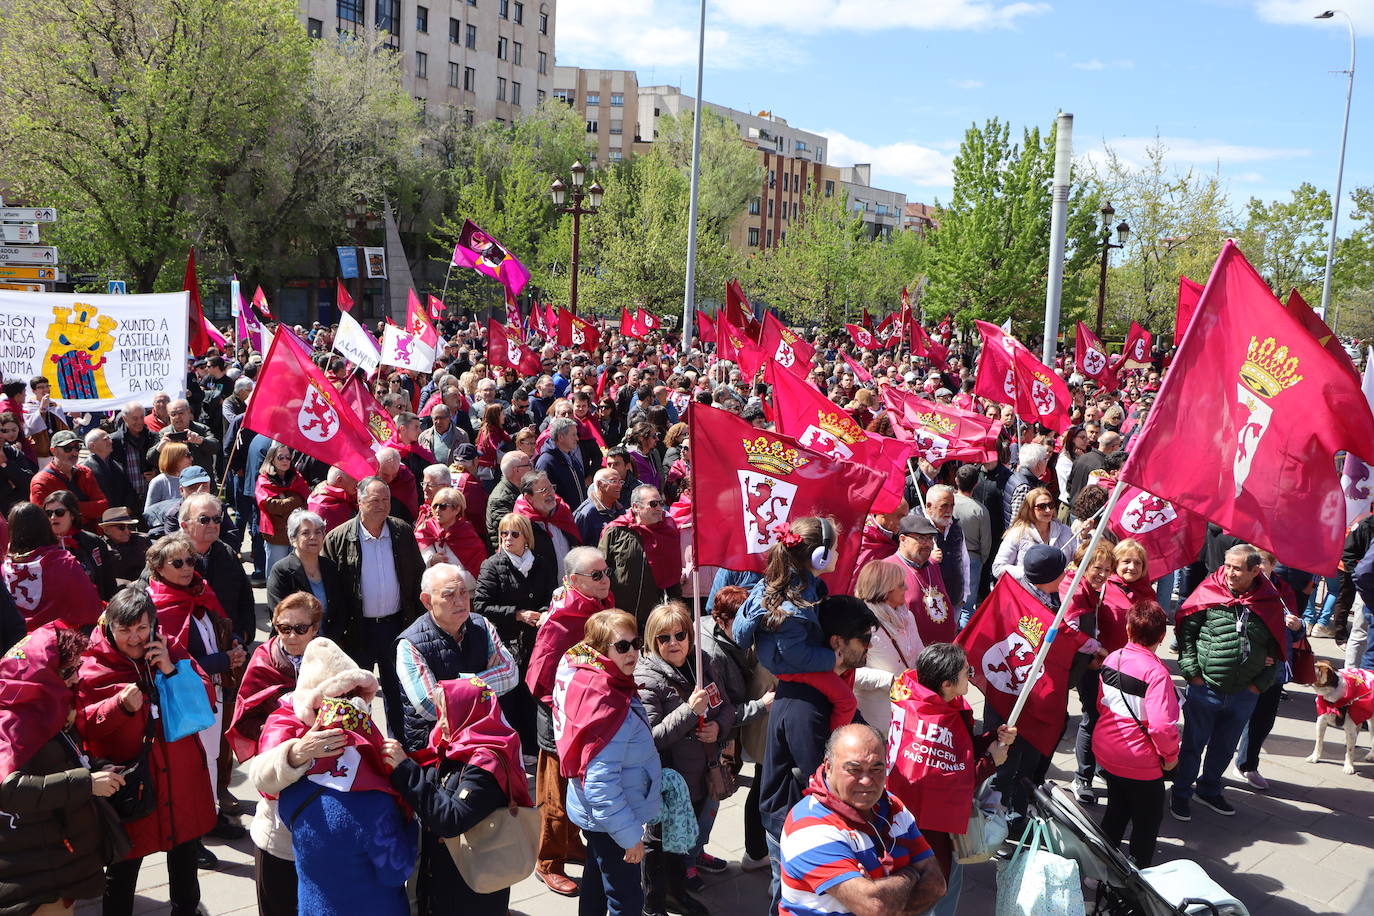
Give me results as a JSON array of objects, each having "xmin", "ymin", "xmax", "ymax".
[
  {"xmin": 226, "ymin": 637, "xmax": 298, "ymax": 761},
  {"xmin": 885, "ymin": 669, "xmax": 976, "ymax": 834},
  {"xmin": 3, "ymin": 544, "xmax": 103, "ymax": 630},
  {"xmin": 77, "ymin": 624, "xmax": 213, "ymax": 726},
  {"xmin": 414, "ymin": 677, "xmax": 533, "ymax": 806},
  {"xmin": 505, "ymin": 548, "xmax": 535, "ymax": 576},
  {"xmin": 383, "ymin": 434, "xmax": 436, "ymax": 467},
  {"xmin": 1059, "ymin": 570, "xmax": 1105, "ymax": 639},
  {"xmin": 147, "ymin": 574, "xmax": 228, "ymax": 656},
  {"xmin": 552, "ymin": 642, "xmax": 637, "ymax": 779},
  {"xmin": 513, "ymin": 493, "xmax": 582, "ymax": 542},
  {"xmin": 258, "ymin": 694, "xmax": 400, "ymax": 800},
  {"xmin": 802, "ymin": 764, "xmax": 901, "ymax": 872},
  {"xmin": 415, "ymin": 514, "xmax": 488, "ymax": 574},
  {"xmin": 1099, "ymin": 574, "xmax": 1156, "ymax": 653},
  {"xmin": 0, "ymin": 624, "xmax": 73, "ymax": 779},
  {"xmin": 525, "ymin": 586, "xmax": 615, "ymax": 704},
  {"xmin": 1178, "ymin": 567, "xmax": 1289, "ymax": 661},
  {"xmin": 574, "ymin": 415, "xmax": 606, "ymax": 449},
  {"xmin": 603, "ymin": 508, "xmax": 682, "ymax": 589}
]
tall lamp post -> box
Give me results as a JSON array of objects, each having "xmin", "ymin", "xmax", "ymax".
[
  {"xmin": 1094, "ymin": 202, "xmax": 1131, "ymax": 337},
  {"xmin": 1315, "ymin": 9, "xmax": 1356, "ymax": 332},
  {"xmin": 550, "ymin": 161, "xmax": 603, "ymax": 317}
]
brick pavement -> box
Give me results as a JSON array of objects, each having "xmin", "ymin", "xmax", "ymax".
[{"xmin": 78, "ymin": 585, "xmax": 1374, "ymax": 916}]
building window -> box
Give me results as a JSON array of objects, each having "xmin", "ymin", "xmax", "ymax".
[
  {"xmin": 415, "ymin": 51, "xmax": 427, "ymax": 79},
  {"xmin": 767, "ymin": 199, "xmax": 774, "ymax": 218},
  {"xmin": 781, "ymin": 231, "xmax": 787, "ymax": 244},
  {"xmin": 512, "ymin": 81, "xmax": 521, "ymax": 105},
  {"xmin": 463, "ymin": 66, "xmax": 476, "ymax": 90},
  {"xmin": 539, "ymin": 11, "xmax": 548, "ymax": 33},
  {"xmin": 768, "ymin": 169, "xmax": 776, "ymax": 188},
  {"xmin": 449, "ymin": 17, "xmax": 460, "ymax": 42},
  {"xmin": 748, "ymin": 227, "xmax": 760, "ymax": 246},
  {"xmin": 376, "ymin": 0, "xmax": 399, "ymax": 34},
  {"xmin": 337, "ymin": 0, "xmax": 362, "ymax": 23},
  {"xmin": 500, "ymin": 0, "xmax": 509, "ymax": 18},
  {"xmin": 767, "ymin": 229, "xmax": 774, "ymax": 246},
  {"xmin": 748, "ymin": 197, "xmax": 761, "ymax": 215},
  {"xmin": 611, "ymin": 93, "xmax": 624, "ymax": 107},
  {"xmin": 465, "ymin": 24, "xmax": 476, "ymax": 48},
  {"xmin": 537, "ymin": 89, "xmax": 545, "ymax": 103},
  {"xmin": 791, "ymin": 202, "xmax": 798, "ymax": 221},
  {"xmin": 463, "ymin": 109, "xmax": 475, "ymax": 127},
  {"xmin": 586, "ymin": 92, "xmax": 600, "ymax": 106},
  {"xmin": 795, "ymin": 140, "xmax": 807, "ymax": 152},
  {"xmin": 586, "ymin": 120, "xmax": 598, "ymax": 133},
  {"xmin": 782, "ymin": 172, "xmax": 790, "ymax": 191},
  {"xmin": 497, "ymin": 77, "xmax": 507, "ymax": 100},
  {"xmin": 609, "ymin": 119, "xmax": 622, "ymax": 135},
  {"xmin": 824, "ymin": 180, "xmax": 835, "ymax": 197},
  {"xmin": 448, "ymin": 62, "xmax": 461, "ymax": 86},
  {"xmin": 538, "ymin": 51, "xmax": 547, "ymax": 74},
  {"xmin": 416, "ymin": 5, "xmax": 428, "ymax": 31},
  {"xmin": 468, "ymin": 0, "xmax": 476, "ymax": 5},
  {"xmin": 307, "ymin": 17, "xmax": 323, "ymax": 37},
  {"xmin": 610, "ymin": 150, "xmax": 622, "ymax": 162},
  {"xmin": 552, "ymin": 88, "xmax": 573, "ymax": 104},
  {"xmin": 513, "ymin": 41, "xmax": 522, "ymax": 65},
  {"xmin": 514, "ymin": 2, "xmax": 524, "ymax": 24},
  {"xmin": 497, "ymin": 37, "xmax": 508, "ymax": 59}
]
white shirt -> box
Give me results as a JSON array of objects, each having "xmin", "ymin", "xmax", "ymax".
[{"xmin": 358, "ymin": 521, "xmax": 401, "ymax": 619}]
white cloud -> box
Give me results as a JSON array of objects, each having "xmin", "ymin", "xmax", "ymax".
[
  {"xmin": 951, "ymin": 78, "xmax": 985, "ymax": 89},
  {"xmin": 555, "ymin": 1, "xmax": 754, "ymax": 70},
  {"xmin": 1088, "ymin": 136, "xmax": 1311, "ymax": 171},
  {"xmin": 1072, "ymin": 58, "xmax": 1105, "ymax": 71},
  {"xmin": 1254, "ymin": 1, "xmax": 1374, "ymax": 30},
  {"xmin": 717, "ymin": 0, "xmax": 1050, "ymax": 33},
  {"xmin": 814, "ymin": 129, "xmax": 956, "ymax": 197}
]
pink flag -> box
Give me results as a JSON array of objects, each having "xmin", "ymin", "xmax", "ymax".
[
  {"xmin": 450, "ymin": 219, "xmax": 530, "ymax": 298},
  {"xmin": 840, "ymin": 351, "xmax": 872, "ymax": 384},
  {"xmin": 1120, "ymin": 241, "xmax": 1374, "ymax": 574},
  {"xmin": 637, "ymin": 308, "xmax": 661, "ymax": 334},
  {"xmin": 1120, "ymin": 321, "xmax": 1153, "ymax": 368},
  {"xmin": 696, "ymin": 310, "xmax": 717, "ymax": 344},
  {"xmin": 427, "ymin": 294, "xmax": 446, "ymax": 322},
  {"xmin": 236, "ymin": 285, "xmax": 265, "ymax": 354},
  {"xmin": 1175, "ymin": 276, "xmax": 1203, "ymax": 348},
  {"xmin": 1012, "ymin": 346, "xmax": 1072, "ymax": 432},
  {"xmin": 340, "ymin": 375, "xmax": 398, "ymax": 444},
  {"xmin": 252, "ymin": 286, "xmax": 274, "ymax": 321},
  {"xmin": 1287, "ymin": 288, "xmax": 1356, "ymax": 377},
  {"xmin": 882, "ymin": 387, "xmax": 1001, "ymax": 464},
  {"xmin": 759, "ymin": 312, "xmax": 815, "ymax": 378},
  {"xmin": 973, "ymin": 319, "xmax": 1031, "ymax": 406},
  {"xmin": 1074, "ymin": 321, "xmax": 1119, "ymax": 391},
  {"xmin": 202, "ymin": 316, "xmax": 228, "ymax": 350},
  {"xmin": 1107, "ymin": 482, "xmax": 1208, "ymax": 580}
]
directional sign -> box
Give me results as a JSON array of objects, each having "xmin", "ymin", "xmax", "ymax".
[
  {"xmin": 0, "ymin": 282, "xmax": 46, "ymax": 292},
  {"xmin": 0, "ymin": 245, "xmax": 59, "ymax": 265},
  {"xmin": 0, "ymin": 225, "xmax": 38, "ymax": 243},
  {"xmin": 0, "ymin": 265, "xmax": 57, "ymax": 281},
  {"xmin": 0, "ymin": 207, "xmax": 57, "ymax": 222}
]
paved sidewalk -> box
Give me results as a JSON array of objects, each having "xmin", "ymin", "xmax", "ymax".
[{"xmin": 79, "ymin": 588, "xmax": 1374, "ymax": 915}]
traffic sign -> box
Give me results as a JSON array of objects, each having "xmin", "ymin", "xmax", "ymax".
[
  {"xmin": 108, "ymin": 280, "xmax": 126, "ymax": 294},
  {"xmin": 0, "ymin": 245, "xmax": 59, "ymax": 265},
  {"xmin": 0, "ymin": 282, "xmax": 45, "ymax": 292},
  {"xmin": 0, "ymin": 265, "xmax": 57, "ymax": 280},
  {"xmin": 0, "ymin": 225, "xmax": 38, "ymax": 243},
  {"xmin": 0, "ymin": 207, "xmax": 57, "ymax": 222}
]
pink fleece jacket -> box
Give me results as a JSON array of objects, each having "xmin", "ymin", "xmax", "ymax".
[{"xmin": 1092, "ymin": 642, "xmax": 1181, "ymax": 780}]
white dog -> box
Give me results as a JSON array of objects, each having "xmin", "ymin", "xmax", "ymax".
[{"xmin": 1305, "ymin": 661, "xmax": 1374, "ymax": 775}]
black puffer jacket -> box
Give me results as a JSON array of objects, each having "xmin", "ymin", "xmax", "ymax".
[
  {"xmin": 472, "ymin": 550, "xmax": 557, "ymax": 668},
  {"xmin": 0, "ymin": 735, "xmax": 106, "ymax": 915}
]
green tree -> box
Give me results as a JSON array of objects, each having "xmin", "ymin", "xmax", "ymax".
[
  {"xmin": 0, "ymin": 0, "xmax": 310, "ymax": 291},
  {"xmin": 1237, "ymin": 182, "xmax": 1331, "ymax": 301},
  {"xmin": 1332, "ymin": 185, "xmax": 1374, "ymax": 338},
  {"xmin": 748, "ymin": 189, "xmax": 866, "ymax": 327},
  {"xmin": 922, "ymin": 118, "xmax": 1101, "ymax": 333}
]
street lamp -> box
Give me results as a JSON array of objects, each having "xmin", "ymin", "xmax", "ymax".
[
  {"xmin": 1094, "ymin": 202, "xmax": 1131, "ymax": 337},
  {"xmin": 1315, "ymin": 9, "xmax": 1356, "ymax": 332},
  {"xmin": 550, "ymin": 161, "xmax": 602, "ymax": 316}
]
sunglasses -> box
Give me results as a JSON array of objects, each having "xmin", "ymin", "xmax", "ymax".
[
  {"xmin": 196, "ymin": 515, "xmax": 223, "ymax": 525},
  {"xmin": 432, "ymin": 503, "xmax": 456, "ymax": 511},
  {"xmin": 164, "ymin": 557, "xmax": 191, "ymax": 569},
  {"xmin": 55, "ymin": 444, "xmax": 80, "ymax": 452},
  {"xmin": 45, "ymin": 507, "xmax": 68, "ymax": 518},
  {"xmin": 641, "ymin": 499, "xmax": 663, "ymax": 509},
  {"xmin": 275, "ymin": 622, "xmax": 315, "ymax": 636},
  {"xmin": 499, "ymin": 529, "xmax": 524, "ymax": 539},
  {"xmin": 575, "ymin": 568, "xmax": 609, "ymax": 581},
  {"xmin": 1033, "ymin": 503, "xmax": 1054, "ymax": 511},
  {"xmin": 655, "ymin": 630, "xmax": 689, "ymax": 645},
  {"xmin": 611, "ymin": 637, "xmax": 644, "ymax": 654}
]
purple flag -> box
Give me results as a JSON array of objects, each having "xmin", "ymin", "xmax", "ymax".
[{"xmin": 450, "ymin": 219, "xmax": 530, "ymax": 298}]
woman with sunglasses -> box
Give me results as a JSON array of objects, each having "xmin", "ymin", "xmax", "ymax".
[
  {"xmin": 417, "ymin": 487, "xmax": 489, "ymax": 576},
  {"xmin": 227, "ymin": 592, "xmax": 322, "ymax": 916},
  {"xmin": 256, "ymin": 443, "xmax": 311, "ymax": 578},
  {"xmin": 3, "ymin": 501, "xmax": 102, "ymax": 630},
  {"xmin": 990, "ymin": 485, "xmax": 1075, "ymax": 582},
  {"xmin": 43, "ymin": 489, "xmax": 117, "ymax": 601},
  {"xmin": 635, "ymin": 602, "xmax": 734, "ymax": 912},
  {"xmin": 557, "ymin": 609, "xmax": 661, "ymax": 916},
  {"xmin": 622, "ymin": 422, "xmax": 663, "ymax": 490}
]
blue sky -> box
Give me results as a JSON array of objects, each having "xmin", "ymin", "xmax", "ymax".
[{"xmin": 556, "ymin": 0, "xmax": 1372, "ymax": 225}]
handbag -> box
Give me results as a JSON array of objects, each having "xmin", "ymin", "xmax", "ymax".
[
  {"xmin": 705, "ymin": 743, "xmax": 738, "ymax": 802},
  {"xmin": 995, "ymin": 818, "xmax": 1085, "ymax": 916},
  {"xmin": 1288, "ymin": 636, "xmax": 1316, "ymax": 686},
  {"xmin": 91, "ymin": 797, "xmax": 133, "ymax": 864},
  {"xmin": 154, "ymin": 659, "xmax": 215, "ymax": 743},
  {"xmin": 952, "ymin": 779, "xmax": 1009, "ymax": 864},
  {"xmin": 444, "ymin": 760, "xmax": 540, "ymax": 894},
  {"xmin": 106, "ymin": 714, "xmax": 157, "ymax": 823}
]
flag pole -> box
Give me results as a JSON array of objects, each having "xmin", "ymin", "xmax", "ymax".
[
  {"xmin": 438, "ymin": 262, "xmax": 454, "ymax": 307},
  {"xmin": 687, "ymin": 410, "xmax": 704, "ymax": 690},
  {"xmin": 678, "ymin": 0, "xmax": 707, "ymax": 354},
  {"xmin": 1005, "ymin": 480, "xmax": 1126, "ymax": 727}
]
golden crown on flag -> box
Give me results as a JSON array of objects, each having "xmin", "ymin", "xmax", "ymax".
[
  {"xmin": 742, "ymin": 436, "xmax": 808, "ymax": 475},
  {"xmin": 1017, "ymin": 615, "xmax": 1045, "ymax": 649},
  {"xmin": 817, "ymin": 411, "xmax": 863, "ymax": 444},
  {"xmin": 914, "ymin": 412, "xmax": 956, "ymax": 435},
  {"xmin": 1240, "ymin": 336, "xmax": 1303, "ymax": 399}
]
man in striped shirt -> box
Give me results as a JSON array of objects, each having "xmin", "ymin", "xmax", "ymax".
[{"xmin": 780, "ymin": 724, "xmax": 946, "ymax": 916}]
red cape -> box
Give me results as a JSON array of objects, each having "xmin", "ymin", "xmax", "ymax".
[
  {"xmin": 553, "ymin": 643, "xmax": 635, "ymax": 779},
  {"xmin": 513, "ymin": 493, "xmax": 582, "ymax": 543},
  {"xmin": 525, "ymin": 587, "xmax": 614, "ymax": 704},
  {"xmin": 384, "ymin": 435, "xmax": 437, "ymax": 468},
  {"xmin": 226, "ymin": 638, "xmax": 297, "ymax": 761},
  {"xmin": 886, "ymin": 670, "xmax": 975, "ymax": 834},
  {"xmin": 603, "ymin": 509, "xmax": 682, "ymax": 589},
  {"xmin": 415, "ymin": 515, "xmax": 489, "ymax": 575},
  {"xmin": 0, "ymin": 624, "xmax": 73, "ymax": 779},
  {"xmin": 1178, "ymin": 567, "xmax": 1289, "ymax": 660},
  {"xmin": 259, "ymin": 694, "xmax": 399, "ymax": 799},
  {"xmin": 3, "ymin": 545, "xmax": 102, "ymax": 630},
  {"xmin": 147, "ymin": 575, "xmax": 229, "ymax": 658},
  {"xmin": 1100, "ymin": 575, "xmax": 1156, "ymax": 654},
  {"xmin": 414, "ymin": 677, "xmax": 533, "ymax": 806}
]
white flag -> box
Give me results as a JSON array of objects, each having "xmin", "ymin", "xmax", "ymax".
[
  {"xmin": 333, "ymin": 310, "xmax": 381, "ymax": 376},
  {"xmin": 379, "ymin": 323, "xmax": 435, "ymax": 373}
]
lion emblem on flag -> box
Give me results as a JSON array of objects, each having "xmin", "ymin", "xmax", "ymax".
[
  {"xmin": 775, "ymin": 340, "xmax": 796, "ymax": 368},
  {"xmin": 297, "ymin": 382, "xmax": 339, "ymax": 443},
  {"xmin": 1133, "ymin": 338, "xmax": 1148, "ymax": 361},
  {"xmin": 1031, "ymin": 378, "xmax": 1056, "ymax": 415},
  {"xmin": 1121, "ymin": 491, "xmax": 1177, "ymax": 535},
  {"xmin": 981, "ymin": 631, "xmax": 1040, "ymax": 696},
  {"xmin": 1003, "ymin": 369, "xmax": 1017, "ymax": 401},
  {"xmin": 738, "ymin": 471, "xmax": 797, "ymax": 553},
  {"xmin": 798, "ymin": 425, "xmax": 854, "ymax": 460},
  {"xmin": 914, "ymin": 430, "xmax": 949, "ymax": 463},
  {"xmin": 1083, "ymin": 346, "xmax": 1106, "ymax": 375}
]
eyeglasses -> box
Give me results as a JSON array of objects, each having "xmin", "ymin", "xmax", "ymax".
[
  {"xmin": 530, "ymin": 486, "xmax": 553, "ymax": 496},
  {"xmin": 655, "ymin": 630, "xmax": 689, "ymax": 645},
  {"xmin": 611, "ymin": 637, "xmax": 643, "ymax": 654},
  {"xmin": 275, "ymin": 622, "xmax": 315, "ymax": 636},
  {"xmin": 574, "ymin": 568, "xmax": 609, "ymax": 581},
  {"xmin": 1033, "ymin": 503, "xmax": 1054, "ymax": 511},
  {"xmin": 164, "ymin": 557, "xmax": 191, "ymax": 569},
  {"xmin": 45, "ymin": 507, "xmax": 68, "ymax": 518},
  {"xmin": 196, "ymin": 515, "xmax": 223, "ymax": 526},
  {"xmin": 966, "ymin": 665, "xmax": 975, "ymax": 678}
]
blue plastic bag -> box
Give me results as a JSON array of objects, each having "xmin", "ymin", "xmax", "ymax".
[{"xmin": 154, "ymin": 659, "xmax": 215, "ymax": 742}]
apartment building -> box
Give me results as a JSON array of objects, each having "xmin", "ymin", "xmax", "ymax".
[
  {"xmin": 903, "ymin": 201, "xmax": 940, "ymax": 235},
  {"xmin": 296, "ymin": 0, "xmax": 557, "ymax": 125},
  {"xmin": 550, "ymin": 67, "xmax": 639, "ymax": 166},
  {"xmin": 839, "ymin": 164, "xmax": 906, "ymax": 241}
]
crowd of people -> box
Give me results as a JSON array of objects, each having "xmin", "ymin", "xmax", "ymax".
[{"xmin": 0, "ymin": 311, "xmax": 1366, "ymax": 916}]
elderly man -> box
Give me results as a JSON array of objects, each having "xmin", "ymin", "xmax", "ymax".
[
  {"xmin": 394, "ymin": 563, "xmax": 517, "ymax": 751},
  {"xmin": 221, "ymin": 376, "xmax": 253, "ymax": 429},
  {"xmin": 81, "ymin": 428, "xmax": 136, "ymax": 512},
  {"xmin": 529, "ymin": 375, "xmax": 557, "ymax": 425},
  {"xmin": 535, "ymin": 416, "xmax": 586, "ymax": 508},
  {"xmin": 779, "ymin": 724, "xmax": 945, "ymax": 916},
  {"xmin": 110, "ymin": 401, "xmax": 160, "ymax": 510},
  {"xmin": 323, "ymin": 475, "xmax": 426, "ymax": 740},
  {"xmin": 953, "ymin": 464, "xmax": 992, "ymax": 624},
  {"xmin": 147, "ymin": 397, "xmax": 220, "ymax": 479},
  {"xmin": 485, "ymin": 449, "xmax": 534, "ymax": 545},
  {"xmin": 387, "ymin": 411, "xmax": 436, "ymax": 487},
  {"xmin": 1003, "ymin": 442, "xmax": 1048, "ymax": 526},
  {"xmin": 574, "ymin": 468, "xmax": 625, "ymax": 546},
  {"xmin": 599, "ymin": 484, "xmax": 681, "ymax": 627},
  {"xmin": 30, "ymin": 430, "xmax": 107, "ymax": 529},
  {"xmin": 1171, "ymin": 544, "xmax": 1285, "ymax": 822},
  {"xmin": 514, "ymin": 470, "xmax": 581, "ymax": 577},
  {"xmin": 418, "ymin": 403, "xmax": 467, "ymax": 465},
  {"xmin": 419, "ymin": 463, "xmax": 451, "ymax": 510},
  {"xmin": 374, "ymin": 446, "xmax": 419, "ymax": 523},
  {"xmin": 920, "ymin": 484, "xmax": 969, "ymax": 612},
  {"xmin": 883, "ymin": 514, "xmax": 957, "ymax": 646},
  {"xmin": 761, "ymin": 596, "xmax": 881, "ymax": 914},
  {"xmin": 468, "ymin": 377, "xmax": 503, "ymax": 425},
  {"xmin": 98, "ymin": 506, "xmax": 152, "ymax": 584}
]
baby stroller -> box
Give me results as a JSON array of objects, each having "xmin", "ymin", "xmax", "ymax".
[{"xmin": 1020, "ymin": 780, "xmax": 1249, "ymax": 916}]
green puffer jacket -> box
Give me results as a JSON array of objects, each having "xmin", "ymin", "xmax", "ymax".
[{"xmin": 1178, "ymin": 605, "xmax": 1280, "ymax": 695}]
